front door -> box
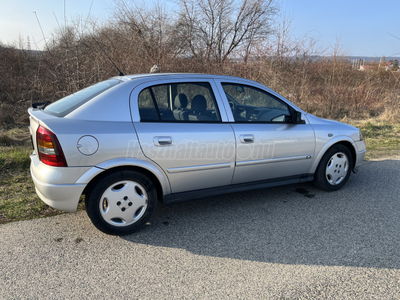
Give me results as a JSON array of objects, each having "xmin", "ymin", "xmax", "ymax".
[{"xmin": 218, "ymin": 82, "xmax": 315, "ymax": 184}]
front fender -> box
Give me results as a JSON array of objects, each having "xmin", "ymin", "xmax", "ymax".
[
  {"xmin": 76, "ymin": 158, "xmax": 171, "ymax": 195},
  {"xmin": 309, "ymin": 136, "xmax": 356, "ymax": 174}
]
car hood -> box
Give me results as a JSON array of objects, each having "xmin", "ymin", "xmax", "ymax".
[
  {"xmin": 306, "ymin": 114, "xmax": 356, "ymax": 129},
  {"xmin": 305, "ymin": 114, "xmax": 362, "ymax": 143}
]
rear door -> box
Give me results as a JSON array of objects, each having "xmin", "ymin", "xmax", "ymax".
[
  {"xmin": 131, "ymin": 78, "xmax": 236, "ymax": 194},
  {"xmin": 215, "ymin": 79, "xmax": 315, "ymax": 184}
]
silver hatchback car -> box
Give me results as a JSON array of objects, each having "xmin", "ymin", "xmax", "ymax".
[{"xmin": 29, "ymin": 74, "xmax": 366, "ymax": 235}]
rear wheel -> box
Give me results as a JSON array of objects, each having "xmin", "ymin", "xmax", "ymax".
[
  {"xmin": 313, "ymin": 144, "xmax": 353, "ymax": 191},
  {"xmin": 86, "ymin": 170, "xmax": 157, "ymax": 235}
]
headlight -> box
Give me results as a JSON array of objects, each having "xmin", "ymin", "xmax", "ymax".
[{"xmin": 359, "ymin": 130, "xmax": 364, "ymax": 141}]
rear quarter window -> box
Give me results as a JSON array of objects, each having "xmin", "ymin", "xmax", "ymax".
[{"xmin": 44, "ymin": 79, "xmax": 120, "ymax": 117}]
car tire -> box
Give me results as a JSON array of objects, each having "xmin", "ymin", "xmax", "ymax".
[
  {"xmin": 85, "ymin": 170, "xmax": 157, "ymax": 235},
  {"xmin": 313, "ymin": 144, "xmax": 353, "ymax": 191}
]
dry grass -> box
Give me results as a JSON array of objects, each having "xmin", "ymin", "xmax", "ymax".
[{"xmin": 1, "ymin": 16, "xmax": 399, "ymax": 126}]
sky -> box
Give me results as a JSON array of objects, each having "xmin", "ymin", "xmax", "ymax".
[
  {"xmin": 1, "ymin": 0, "xmax": 399, "ymax": 57},
  {"xmin": 282, "ymin": 0, "xmax": 400, "ymax": 58}
]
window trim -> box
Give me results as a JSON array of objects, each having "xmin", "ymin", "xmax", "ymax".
[
  {"xmin": 137, "ymin": 81, "xmax": 223, "ymax": 123},
  {"xmin": 148, "ymin": 86, "xmax": 162, "ymax": 121},
  {"xmin": 221, "ymin": 82, "xmax": 294, "ymax": 124}
]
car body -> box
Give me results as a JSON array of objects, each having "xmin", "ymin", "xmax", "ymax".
[{"xmin": 28, "ymin": 73, "xmax": 366, "ymax": 235}]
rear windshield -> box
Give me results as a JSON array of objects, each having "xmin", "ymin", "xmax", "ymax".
[{"xmin": 44, "ymin": 79, "xmax": 120, "ymax": 117}]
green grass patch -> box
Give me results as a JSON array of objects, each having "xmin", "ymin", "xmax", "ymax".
[
  {"xmin": 349, "ymin": 120, "xmax": 400, "ymax": 159},
  {"xmin": 0, "ymin": 127, "xmax": 32, "ymax": 175},
  {"xmin": 0, "ymin": 170, "xmax": 63, "ymax": 224},
  {"xmin": 0, "ymin": 127, "xmax": 64, "ymax": 224},
  {"xmin": 0, "ymin": 146, "xmax": 31, "ymax": 171}
]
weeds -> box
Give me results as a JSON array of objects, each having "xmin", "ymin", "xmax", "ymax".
[{"xmin": 0, "ymin": 128, "xmax": 63, "ymax": 224}]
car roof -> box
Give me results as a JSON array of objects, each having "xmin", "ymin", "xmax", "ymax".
[{"xmin": 114, "ymin": 73, "xmax": 304, "ymax": 113}]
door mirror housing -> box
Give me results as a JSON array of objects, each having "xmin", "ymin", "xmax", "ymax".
[{"xmin": 293, "ymin": 111, "xmax": 306, "ymax": 124}]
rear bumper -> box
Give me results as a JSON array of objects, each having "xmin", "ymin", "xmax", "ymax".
[
  {"xmin": 30, "ymin": 154, "xmax": 90, "ymax": 212},
  {"xmin": 32, "ymin": 177, "xmax": 85, "ymax": 212}
]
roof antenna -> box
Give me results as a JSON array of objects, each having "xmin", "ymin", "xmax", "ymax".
[{"xmin": 92, "ymin": 37, "xmax": 125, "ymax": 76}]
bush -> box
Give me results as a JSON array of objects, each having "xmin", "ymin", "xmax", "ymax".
[{"xmin": 0, "ymin": 1, "xmax": 399, "ymax": 126}]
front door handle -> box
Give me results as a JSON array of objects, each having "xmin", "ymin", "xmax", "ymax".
[
  {"xmin": 153, "ymin": 136, "xmax": 173, "ymax": 146},
  {"xmin": 240, "ymin": 134, "xmax": 254, "ymax": 143}
]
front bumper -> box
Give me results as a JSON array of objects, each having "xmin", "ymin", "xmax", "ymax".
[{"xmin": 354, "ymin": 140, "xmax": 367, "ymax": 169}]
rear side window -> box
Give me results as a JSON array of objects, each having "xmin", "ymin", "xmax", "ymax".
[
  {"xmin": 44, "ymin": 79, "xmax": 120, "ymax": 117},
  {"xmin": 138, "ymin": 82, "xmax": 221, "ymax": 122}
]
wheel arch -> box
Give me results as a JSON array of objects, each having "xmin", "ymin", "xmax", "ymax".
[
  {"xmin": 310, "ymin": 138, "xmax": 357, "ymax": 174},
  {"xmin": 80, "ymin": 159, "xmax": 170, "ymax": 204},
  {"xmin": 336, "ymin": 141, "xmax": 356, "ymax": 169}
]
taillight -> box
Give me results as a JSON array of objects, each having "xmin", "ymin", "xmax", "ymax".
[{"xmin": 36, "ymin": 126, "xmax": 68, "ymax": 167}]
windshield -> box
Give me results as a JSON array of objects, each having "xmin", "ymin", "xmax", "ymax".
[{"xmin": 44, "ymin": 79, "xmax": 120, "ymax": 117}]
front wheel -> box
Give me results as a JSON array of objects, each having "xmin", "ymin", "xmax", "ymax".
[
  {"xmin": 85, "ymin": 170, "xmax": 157, "ymax": 235},
  {"xmin": 313, "ymin": 145, "xmax": 353, "ymax": 191}
]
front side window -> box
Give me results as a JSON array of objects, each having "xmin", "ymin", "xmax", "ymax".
[
  {"xmin": 138, "ymin": 82, "xmax": 221, "ymax": 122},
  {"xmin": 222, "ymin": 83, "xmax": 291, "ymax": 123}
]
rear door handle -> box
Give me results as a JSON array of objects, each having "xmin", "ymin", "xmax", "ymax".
[
  {"xmin": 240, "ymin": 134, "xmax": 254, "ymax": 143},
  {"xmin": 153, "ymin": 136, "xmax": 173, "ymax": 146}
]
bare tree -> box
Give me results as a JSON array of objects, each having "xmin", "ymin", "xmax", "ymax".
[
  {"xmin": 175, "ymin": 0, "xmax": 277, "ymax": 63},
  {"xmin": 113, "ymin": 0, "xmax": 181, "ymax": 64}
]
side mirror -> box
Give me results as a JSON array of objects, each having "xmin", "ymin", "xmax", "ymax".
[{"xmin": 293, "ymin": 111, "xmax": 306, "ymax": 124}]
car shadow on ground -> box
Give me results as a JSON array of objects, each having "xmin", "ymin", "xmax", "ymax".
[{"xmin": 122, "ymin": 159, "xmax": 400, "ymax": 269}]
